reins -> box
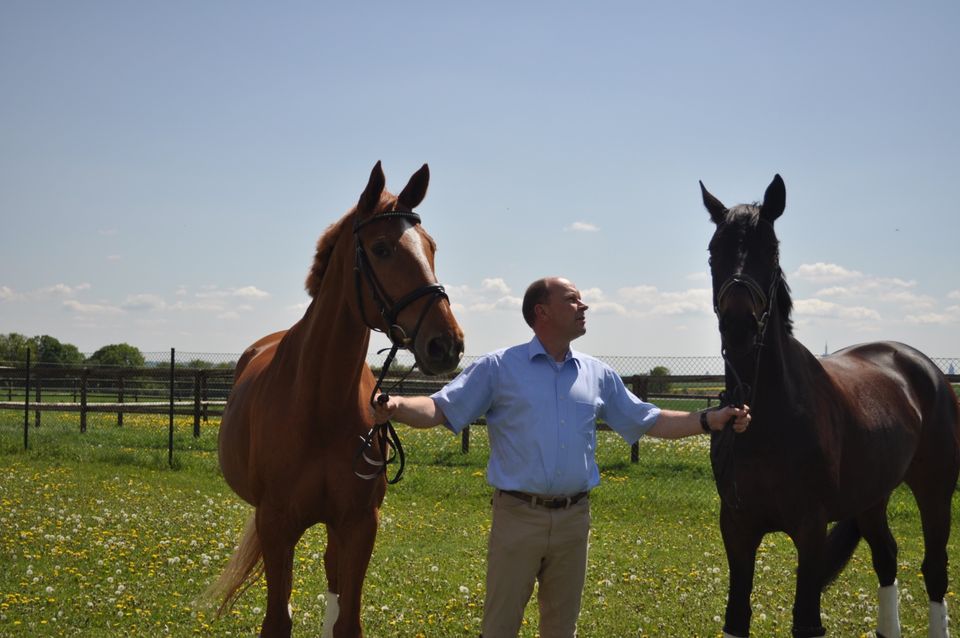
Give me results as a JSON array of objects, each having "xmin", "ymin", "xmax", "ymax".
[
  {"xmin": 712, "ymin": 270, "xmax": 781, "ymax": 509},
  {"xmin": 350, "ymin": 209, "xmax": 449, "ymax": 484}
]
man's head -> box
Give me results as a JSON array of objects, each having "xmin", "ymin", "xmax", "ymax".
[{"xmin": 522, "ymin": 277, "xmax": 588, "ymax": 341}]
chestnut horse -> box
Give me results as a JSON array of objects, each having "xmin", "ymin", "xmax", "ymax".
[
  {"xmin": 210, "ymin": 162, "xmax": 464, "ymax": 637},
  {"xmin": 700, "ymin": 175, "xmax": 959, "ymax": 638}
]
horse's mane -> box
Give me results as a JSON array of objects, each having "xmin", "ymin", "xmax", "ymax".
[{"xmin": 305, "ymin": 209, "xmax": 353, "ymax": 298}]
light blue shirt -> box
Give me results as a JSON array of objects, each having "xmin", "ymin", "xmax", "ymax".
[{"xmin": 431, "ymin": 336, "xmax": 661, "ymax": 495}]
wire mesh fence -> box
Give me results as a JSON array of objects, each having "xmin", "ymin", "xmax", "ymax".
[{"xmin": 1, "ymin": 349, "xmax": 957, "ymax": 467}]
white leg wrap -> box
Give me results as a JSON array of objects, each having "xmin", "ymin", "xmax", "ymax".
[
  {"xmin": 878, "ymin": 580, "xmax": 902, "ymax": 638},
  {"xmin": 321, "ymin": 591, "xmax": 339, "ymax": 638},
  {"xmin": 929, "ymin": 599, "xmax": 950, "ymax": 638}
]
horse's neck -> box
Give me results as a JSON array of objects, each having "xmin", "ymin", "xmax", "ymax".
[
  {"xmin": 288, "ymin": 260, "xmax": 372, "ymax": 413},
  {"xmin": 750, "ymin": 321, "xmax": 823, "ymax": 415}
]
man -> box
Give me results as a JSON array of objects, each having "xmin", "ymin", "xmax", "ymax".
[{"xmin": 373, "ymin": 276, "xmax": 750, "ymax": 638}]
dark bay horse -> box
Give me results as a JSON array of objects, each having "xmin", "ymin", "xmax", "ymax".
[
  {"xmin": 210, "ymin": 162, "xmax": 464, "ymax": 637},
  {"xmin": 700, "ymin": 175, "xmax": 959, "ymax": 638}
]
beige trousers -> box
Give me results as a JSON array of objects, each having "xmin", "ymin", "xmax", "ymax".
[{"xmin": 481, "ymin": 490, "xmax": 591, "ymax": 638}]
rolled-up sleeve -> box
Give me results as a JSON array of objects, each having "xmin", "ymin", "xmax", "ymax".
[
  {"xmin": 598, "ymin": 368, "xmax": 660, "ymax": 444},
  {"xmin": 431, "ymin": 356, "xmax": 495, "ymax": 434}
]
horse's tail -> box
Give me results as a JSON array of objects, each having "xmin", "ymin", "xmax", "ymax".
[
  {"xmin": 821, "ymin": 518, "xmax": 861, "ymax": 590},
  {"xmin": 203, "ymin": 512, "xmax": 264, "ymax": 618}
]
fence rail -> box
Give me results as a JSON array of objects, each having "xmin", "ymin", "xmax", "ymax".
[{"xmin": 2, "ymin": 352, "xmax": 957, "ymax": 466}]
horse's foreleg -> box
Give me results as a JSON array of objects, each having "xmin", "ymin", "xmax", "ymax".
[
  {"xmin": 256, "ymin": 507, "xmax": 300, "ymax": 638},
  {"xmin": 330, "ymin": 509, "xmax": 379, "ymax": 638},
  {"xmin": 791, "ymin": 520, "xmax": 828, "ymax": 638},
  {"xmin": 857, "ymin": 498, "xmax": 900, "ymax": 638},
  {"xmin": 322, "ymin": 524, "xmax": 341, "ymax": 638},
  {"xmin": 720, "ymin": 506, "xmax": 763, "ymax": 638}
]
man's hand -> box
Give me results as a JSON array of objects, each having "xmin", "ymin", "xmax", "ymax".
[
  {"xmin": 708, "ymin": 404, "xmax": 751, "ymax": 433},
  {"xmin": 371, "ymin": 394, "xmax": 399, "ymax": 425}
]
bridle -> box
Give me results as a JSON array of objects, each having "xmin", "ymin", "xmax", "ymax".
[
  {"xmin": 714, "ymin": 269, "xmax": 781, "ymax": 409},
  {"xmin": 711, "ymin": 268, "xmax": 780, "ymax": 509},
  {"xmin": 351, "ymin": 210, "xmax": 449, "ymax": 484},
  {"xmin": 353, "ymin": 210, "xmax": 448, "ymax": 349}
]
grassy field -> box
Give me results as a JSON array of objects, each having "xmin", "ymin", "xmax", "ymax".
[{"xmin": 0, "ymin": 409, "xmax": 957, "ymax": 637}]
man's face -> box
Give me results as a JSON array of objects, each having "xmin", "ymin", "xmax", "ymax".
[{"xmin": 542, "ymin": 278, "xmax": 589, "ymax": 339}]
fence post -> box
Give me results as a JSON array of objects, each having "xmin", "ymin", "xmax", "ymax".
[
  {"xmin": 80, "ymin": 368, "xmax": 89, "ymax": 433},
  {"xmin": 34, "ymin": 370, "xmax": 42, "ymax": 428},
  {"xmin": 461, "ymin": 425, "xmax": 470, "ymax": 454},
  {"xmin": 629, "ymin": 376, "xmax": 650, "ymax": 464},
  {"xmin": 169, "ymin": 348, "xmax": 175, "ymax": 468},
  {"xmin": 117, "ymin": 375, "xmax": 124, "ymax": 427},
  {"xmin": 193, "ymin": 370, "xmax": 201, "ymax": 438},
  {"xmin": 201, "ymin": 371, "xmax": 209, "ymax": 423},
  {"xmin": 23, "ymin": 349, "xmax": 31, "ymax": 450}
]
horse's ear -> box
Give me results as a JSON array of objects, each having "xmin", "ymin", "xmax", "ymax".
[
  {"xmin": 358, "ymin": 161, "xmax": 386, "ymax": 213},
  {"xmin": 397, "ymin": 163, "xmax": 430, "ymax": 209},
  {"xmin": 700, "ymin": 180, "xmax": 727, "ymax": 225},
  {"xmin": 760, "ymin": 174, "xmax": 786, "ymax": 223}
]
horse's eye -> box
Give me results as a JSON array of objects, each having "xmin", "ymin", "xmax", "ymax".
[{"xmin": 371, "ymin": 242, "xmax": 391, "ymax": 258}]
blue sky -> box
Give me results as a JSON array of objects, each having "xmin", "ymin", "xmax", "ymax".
[{"xmin": 2, "ymin": 1, "xmax": 958, "ymax": 359}]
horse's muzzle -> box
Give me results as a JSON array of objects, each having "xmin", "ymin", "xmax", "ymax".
[{"xmin": 421, "ymin": 333, "xmax": 464, "ymax": 375}]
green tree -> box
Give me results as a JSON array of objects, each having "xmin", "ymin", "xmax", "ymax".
[
  {"xmin": 0, "ymin": 333, "xmax": 35, "ymax": 363},
  {"xmin": 87, "ymin": 343, "xmax": 146, "ymax": 368},
  {"xmin": 648, "ymin": 365, "xmax": 671, "ymax": 395},
  {"xmin": 36, "ymin": 335, "xmax": 84, "ymax": 367}
]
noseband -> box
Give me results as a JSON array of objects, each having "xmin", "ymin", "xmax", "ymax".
[
  {"xmin": 352, "ymin": 210, "xmax": 449, "ymax": 485},
  {"xmin": 714, "ymin": 272, "xmax": 779, "ymax": 353}
]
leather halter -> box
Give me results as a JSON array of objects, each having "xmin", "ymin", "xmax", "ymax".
[
  {"xmin": 711, "ymin": 269, "xmax": 780, "ymax": 510},
  {"xmin": 714, "ymin": 269, "xmax": 780, "ymax": 405},
  {"xmin": 351, "ymin": 209, "xmax": 449, "ymax": 484},
  {"xmin": 353, "ymin": 210, "xmax": 449, "ymax": 349}
]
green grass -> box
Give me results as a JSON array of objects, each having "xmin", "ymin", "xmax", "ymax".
[{"xmin": 0, "ymin": 411, "xmax": 957, "ymax": 637}]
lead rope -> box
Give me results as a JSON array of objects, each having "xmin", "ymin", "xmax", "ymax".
[
  {"xmin": 352, "ymin": 341, "xmax": 415, "ymax": 484},
  {"xmin": 713, "ymin": 294, "xmax": 776, "ymax": 510}
]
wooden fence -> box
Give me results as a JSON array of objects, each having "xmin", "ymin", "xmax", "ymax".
[{"xmin": 2, "ymin": 356, "xmax": 957, "ymax": 465}]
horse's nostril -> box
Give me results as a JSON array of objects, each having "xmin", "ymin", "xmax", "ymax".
[{"xmin": 427, "ymin": 335, "xmax": 464, "ymax": 366}]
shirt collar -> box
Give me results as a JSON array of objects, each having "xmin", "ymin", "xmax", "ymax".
[{"xmin": 527, "ymin": 336, "xmax": 581, "ymax": 367}]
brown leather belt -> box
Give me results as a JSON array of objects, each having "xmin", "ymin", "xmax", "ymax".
[{"xmin": 499, "ymin": 489, "xmax": 589, "ymax": 509}]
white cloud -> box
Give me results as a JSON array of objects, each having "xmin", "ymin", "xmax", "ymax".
[
  {"xmin": 877, "ymin": 290, "xmax": 935, "ymax": 309},
  {"xmin": 106, "ymin": 254, "xmax": 122, "ymax": 262},
  {"xmin": 232, "ymin": 286, "xmax": 270, "ymax": 299},
  {"xmin": 196, "ymin": 285, "xmax": 270, "ymax": 299},
  {"xmin": 794, "ymin": 298, "xmax": 881, "ymax": 321},
  {"xmin": 618, "ymin": 285, "xmax": 660, "ymax": 305},
  {"xmin": 793, "ymin": 262, "xmax": 863, "ymax": 283},
  {"xmin": 98, "ymin": 228, "xmax": 119, "ymax": 236},
  {"xmin": 904, "ymin": 313, "xmax": 955, "ymax": 325},
  {"xmin": 0, "ymin": 285, "xmax": 17, "ymax": 301},
  {"xmin": 481, "ymin": 278, "xmax": 511, "ymax": 295},
  {"xmin": 586, "ymin": 301, "xmax": 627, "ymax": 315},
  {"xmin": 469, "ymin": 296, "xmax": 522, "ymax": 312},
  {"xmin": 579, "ymin": 287, "xmax": 606, "ymax": 303},
  {"xmin": 62, "ymin": 299, "xmax": 124, "ymax": 316},
  {"xmin": 616, "ymin": 285, "xmax": 712, "ymax": 317},
  {"xmin": 948, "ymin": 290, "xmax": 960, "ymax": 300},
  {"xmin": 35, "ymin": 283, "xmax": 91, "ymax": 298},
  {"xmin": 565, "ymin": 221, "xmax": 599, "ymax": 232},
  {"xmin": 121, "ymin": 294, "xmax": 167, "ymax": 311}
]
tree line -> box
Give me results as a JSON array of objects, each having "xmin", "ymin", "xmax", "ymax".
[{"xmin": 0, "ymin": 333, "xmax": 234, "ymax": 369}]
